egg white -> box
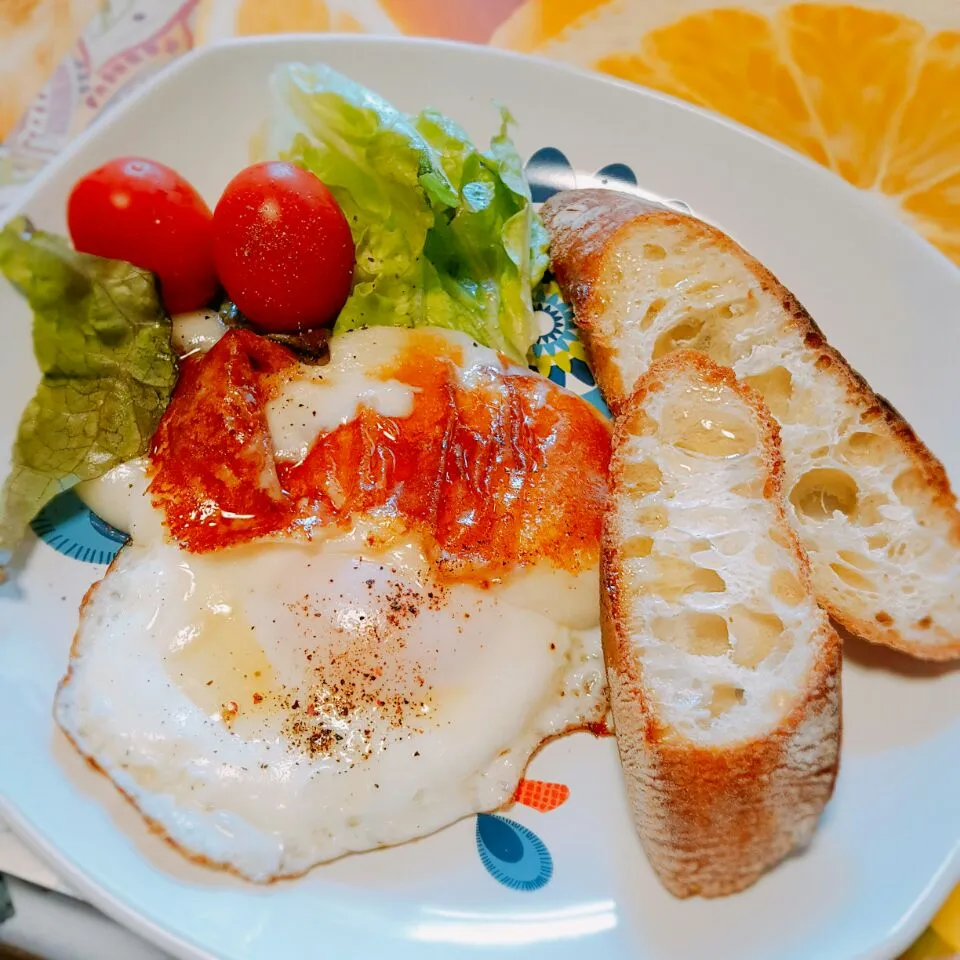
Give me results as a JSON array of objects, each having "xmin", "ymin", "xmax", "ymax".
[{"xmin": 59, "ymin": 328, "xmax": 607, "ymax": 881}]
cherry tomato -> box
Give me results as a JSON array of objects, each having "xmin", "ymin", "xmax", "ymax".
[
  {"xmin": 67, "ymin": 157, "xmax": 217, "ymax": 315},
  {"xmin": 211, "ymin": 161, "xmax": 355, "ymax": 333}
]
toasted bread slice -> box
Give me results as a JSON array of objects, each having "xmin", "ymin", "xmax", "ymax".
[
  {"xmin": 544, "ymin": 189, "xmax": 960, "ymax": 660},
  {"xmin": 604, "ymin": 350, "xmax": 841, "ymax": 898}
]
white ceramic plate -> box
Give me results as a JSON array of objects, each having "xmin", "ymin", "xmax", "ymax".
[{"xmin": 1, "ymin": 36, "xmax": 959, "ymax": 960}]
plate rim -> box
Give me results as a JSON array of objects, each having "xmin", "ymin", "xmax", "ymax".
[
  {"xmin": 10, "ymin": 32, "xmax": 959, "ymax": 285},
  {"xmin": 2, "ymin": 32, "xmax": 959, "ymax": 960}
]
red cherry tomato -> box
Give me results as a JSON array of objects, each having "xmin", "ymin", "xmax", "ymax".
[
  {"xmin": 67, "ymin": 157, "xmax": 217, "ymax": 315},
  {"xmin": 211, "ymin": 161, "xmax": 355, "ymax": 333}
]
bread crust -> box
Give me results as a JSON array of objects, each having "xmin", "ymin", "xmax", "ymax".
[
  {"xmin": 544, "ymin": 188, "xmax": 960, "ymax": 660},
  {"xmin": 603, "ymin": 351, "xmax": 842, "ymax": 898}
]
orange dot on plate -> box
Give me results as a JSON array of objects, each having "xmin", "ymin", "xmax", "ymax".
[{"xmin": 513, "ymin": 779, "xmax": 571, "ymax": 812}]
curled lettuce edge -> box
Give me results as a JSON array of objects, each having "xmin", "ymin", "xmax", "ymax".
[
  {"xmin": 265, "ymin": 63, "xmax": 547, "ymax": 365},
  {"xmin": 0, "ymin": 216, "xmax": 177, "ymax": 571}
]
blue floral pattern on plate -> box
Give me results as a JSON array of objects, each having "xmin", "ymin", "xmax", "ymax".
[
  {"xmin": 31, "ymin": 488, "xmax": 128, "ymax": 565},
  {"xmin": 529, "ymin": 279, "xmax": 611, "ymax": 420},
  {"xmin": 475, "ymin": 814, "xmax": 553, "ymax": 892},
  {"xmin": 524, "ymin": 147, "xmax": 639, "ymax": 203}
]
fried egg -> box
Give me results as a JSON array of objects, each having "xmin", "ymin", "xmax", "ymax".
[{"xmin": 56, "ymin": 326, "xmax": 609, "ymax": 882}]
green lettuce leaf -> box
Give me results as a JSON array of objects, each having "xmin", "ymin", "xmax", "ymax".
[
  {"xmin": 0, "ymin": 217, "xmax": 177, "ymax": 561},
  {"xmin": 265, "ymin": 63, "xmax": 547, "ymax": 363}
]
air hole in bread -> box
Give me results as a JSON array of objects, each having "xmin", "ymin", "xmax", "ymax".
[
  {"xmin": 867, "ymin": 533, "xmax": 889, "ymax": 550},
  {"xmin": 810, "ymin": 446, "xmax": 830, "ymax": 459},
  {"xmin": 729, "ymin": 604, "xmax": 786, "ymax": 668},
  {"xmin": 653, "ymin": 316, "xmax": 704, "ymax": 359},
  {"xmin": 644, "ymin": 243, "xmax": 667, "ymax": 261},
  {"xmin": 651, "ymin": 307, "xmax": 736, "ymax": 365},
  {"xmin": 717, "ymin": 531, "xmax": 752, "ymax": 555},
  {"xmin": 623, "ymin": 536, "xmax": 654, "ymax": 559},
  {"xmin": 637, "ymin": 506, "xmax": 669, "ymax": 531},
  {"xmin": 893, "ymin": 469, "xmax": 929, "ymax": 510},
  {"xmin": 769, "ymin": 526, "xmax": 793, "ymax": 551},
  {"xmin": 771, "ymin": 569, "xmax": 805, "ymax": 606},
  {"xmin": 641, "ymin": 297, "xmax": 667, "ymax": 331},
  {"xmin": 650, "ymin": 555, "xmax": 726, "ymax": 601},
  {"xmin": 841, "ymin": 430, "xmax": 890, "ymax": 467},
  {"xmin": 688, "ymin": 281, "xmax": 723, "ymax": 296},
  {"xmin": 876, "ymin": 611, "xmax": 893, "ymax": 625},
  {"xmin": 658, "ymin": 267, "xmax": 690, "ymax": 289},
  {"xmin": 622, "ymin": 460, "xmax": 663, "ymax": 496},
  {"xmin": 707, "ymin": 684, "xmax": 744, "ymax": 718},
  {"xmin": 837, "ymin": 549, "xmax": 877, "ymax": 570},
  {"xmin": 754, "ymin": 542, "xmax": 778, "ymax": 566},
  {"xmin": 855, "ymin": 493, "xmax": 887, "ymax": 527},
  {"xmin": 674, "ymin": 417, "xmax": 753, "ymax": 458},
  {"xmin": 745, "ymin": 366, "xmax": 793, "ymax": 420},
  {"xmin": 625, "ymin": 409, "xmax": 658, "ymax": 437},
  {"xmin": 652, "ymin": 612, "xmax": 730, "ymax": 657},
  {"xmin": 665, "ymin": 402, "xmax": 755, "ymax": 458},
  {"xmin": 732, "ymin": 478, "xmax": 767, "ymax": 499},
  {"xmin": 790, "ymin": 469, "xmax": 858, "ymax": 521},
  {"xmin": 690, "ymin": 539, "xmax": 712, "ymax": 552},
  {"xmin": 830, "ymin": 562, "xmax": 877, "ymax": 592}
]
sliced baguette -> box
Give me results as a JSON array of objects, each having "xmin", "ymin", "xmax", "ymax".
[
  {"xmin": 604, "ymin": 350, "xmax": 841, "ymax": 898},
  {"xmin": 544, "ymin": 188, "xmax": 960, "ymax": 660}
]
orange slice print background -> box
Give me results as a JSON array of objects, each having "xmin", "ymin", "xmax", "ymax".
[
  {"xmin": 197, "ymin": 0, "xmax": 528, "ymax": 45},
  {"xmin": 195, "ymin": 0, "xmax": 393, "ymax": 44},
  {"xmin": 489, "ymin": 0, "xmax": 960, "ymax": 267},
  {"xmin": 195, "ymin": 0, "xmax": 960, "ymax": 266},
  {"xmin": 378, "ymin": 0, "xmax": 526, "ymax": 42}
]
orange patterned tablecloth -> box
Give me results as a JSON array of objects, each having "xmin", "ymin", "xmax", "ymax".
[{"xmin": 0, "ymin": 1, "xmax": 958, "ymax": 957}]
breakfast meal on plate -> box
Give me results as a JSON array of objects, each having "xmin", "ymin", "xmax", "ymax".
[
  {"xmin": 543, "ymin": 189, "xmax": 960, "ymax": 661},
  {"xmin": 58, "ymin": 324, "xmax": 610, "ymax": 880},
  {"xmin": 602, "ymin": 350, "xmax": 840, "ymax": 897},
  {"xmin": 0, "ymin": 61, "xmax": 956, "ymax": 897}
]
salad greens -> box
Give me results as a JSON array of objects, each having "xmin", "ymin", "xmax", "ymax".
[
  {"xmin": 0, "ymin": 64, "xmax": 550, "ymax": 569},
  {"xmin": 266, "ymin": 63, "xmax": 549, "ymax": 364},
  {"xmin": 0, "ymin": 217, "xmax": 177, "ymax": 562}
]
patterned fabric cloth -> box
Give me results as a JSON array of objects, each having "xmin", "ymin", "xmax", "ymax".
[{"xmin": 0, "ymin": 2, "xmax": 957, "ymax": 957}]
